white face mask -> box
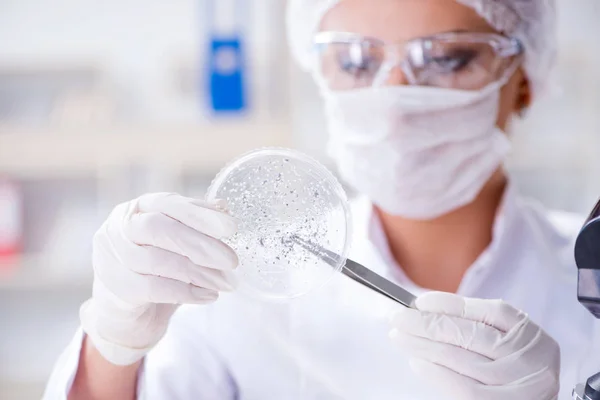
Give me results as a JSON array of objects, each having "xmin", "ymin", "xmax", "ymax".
[{"xmin": 322, "ymin": 83, "xmax": 511, "ymax": 220}]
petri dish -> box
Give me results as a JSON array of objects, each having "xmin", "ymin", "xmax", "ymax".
[{"xmin": 206, "ymin": 147, "xmax": 352, "ymax": 300}]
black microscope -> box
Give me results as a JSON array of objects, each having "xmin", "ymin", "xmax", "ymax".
[{"xmin": 573, "ymin": 199, "xmax": 600, "ymax": 399}]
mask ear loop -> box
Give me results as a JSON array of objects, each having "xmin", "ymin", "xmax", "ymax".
[
  {"xmin": 474, "ymin": 51, "xmax": 523, "ymax": 100},
  {"xmin": 502, "ymin": 40, "xmax": 529, "ymax": 117}
]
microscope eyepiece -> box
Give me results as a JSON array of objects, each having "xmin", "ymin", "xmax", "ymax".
[{"xmin": 575, "ymin": 199, "xmax": 600, "ymax": 318}]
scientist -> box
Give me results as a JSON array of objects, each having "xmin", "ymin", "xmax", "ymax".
[{"xmin": 44, "ymin": 0, "xmax": 600, "ymax": 399}]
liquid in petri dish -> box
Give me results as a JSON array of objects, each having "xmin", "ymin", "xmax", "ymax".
[{"xmin": 206, "ymin": 148, "xmax": 351, "ymax": 300}]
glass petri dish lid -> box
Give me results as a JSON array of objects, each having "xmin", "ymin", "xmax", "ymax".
[{"xmin": 206, "ymin": 147, "xmax": 352, "ymax": 300}]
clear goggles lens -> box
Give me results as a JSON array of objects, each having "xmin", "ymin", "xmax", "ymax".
[{"xmin": 314, "ymin": 32, "xmax": 523, "ymax": 91}]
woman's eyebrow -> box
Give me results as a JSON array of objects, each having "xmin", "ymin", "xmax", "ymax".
[
  {"xmin": 437, "ymin": 29, "xmax": 469, "ymax": 34},
  {"xmin": 411, "ymin": 29, "xmax": 468, "ymax": 40}
]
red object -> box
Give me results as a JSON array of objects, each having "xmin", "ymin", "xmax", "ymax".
[{"xmin": 0, "ymin": 178, "xmax": 22, "ymax": 266}]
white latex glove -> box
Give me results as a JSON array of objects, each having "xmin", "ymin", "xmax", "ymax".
[
  {"xmin": 80, "ymin": 193, "xmax": 239, "ymax": 366},
  {"xmin": 388, "ymin": 292, "xmax": 560, "ymax": 400}
]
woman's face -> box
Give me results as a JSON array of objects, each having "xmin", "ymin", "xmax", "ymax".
[{"xmin": 319, "ymin": 0, "xmax": 529, "ymax": 130}]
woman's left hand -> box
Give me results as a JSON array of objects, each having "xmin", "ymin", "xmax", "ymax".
[{"xmin": 389, "ymin": 292, "xmax": 560, "ymax": 400}]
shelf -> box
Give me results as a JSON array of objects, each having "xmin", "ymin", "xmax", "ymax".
[
  {"xmin": 2, "ymin": 119, "xmax": 597, "ymax": 177},
  {"xmin": 0, "ymin": 255, "xmax": 92, "ymax": 290},
  {"xmin": 0, "ymin": 119, "xmax": 293, "ymax": 178}
]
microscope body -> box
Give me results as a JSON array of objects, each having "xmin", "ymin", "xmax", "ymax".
[
  {"xmin": 573, "ymin": 199, "xmax": 600, "ymax": 399},
  {"xmin": 573, "ymin": 373, "xmax": 600, "ymax": 400}
]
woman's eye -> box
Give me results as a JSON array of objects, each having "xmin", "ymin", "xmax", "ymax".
[
  {"xmin": 336, "ymin": 51, "xmax": 379, "ymax": 77},
  {"xmin": 429, "ymin": 50, "xmax": 477, "ymax": 73}
]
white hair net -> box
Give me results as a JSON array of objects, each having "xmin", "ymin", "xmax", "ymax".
[{"xmin": 286, "ymin": 0, "xmax": 557, "ymax": 98}]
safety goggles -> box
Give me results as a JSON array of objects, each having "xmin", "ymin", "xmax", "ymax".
[{"xmin": 313, "ymin": 31, "xmax": 524, "ymax": 91}]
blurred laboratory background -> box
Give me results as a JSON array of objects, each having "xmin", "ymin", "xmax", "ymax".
[{"xmin": 0, "ymin": 0, "xmax": 599, "ymax": 398}]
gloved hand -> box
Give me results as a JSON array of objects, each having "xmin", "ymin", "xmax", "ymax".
[
  {"xmin": 388, "ymin": 292, "xmax": 560, "ymax": 400},
  {"xmin": 80, "ymin": 193, "xmax": 239, "ymax": 366}
]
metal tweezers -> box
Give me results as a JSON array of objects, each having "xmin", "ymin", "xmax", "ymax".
[{"xmin": 292, "ymin": 235, "xmax": 416, "ymax": 308}]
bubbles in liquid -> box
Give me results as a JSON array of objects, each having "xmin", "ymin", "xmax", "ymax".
[{"xmin": 206, "ymin": 148, "xmax": 351, "ymax": 300}]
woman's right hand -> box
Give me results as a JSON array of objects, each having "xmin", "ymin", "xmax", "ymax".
[{"xmin": 80, "ymin": 193, "xmax": 239, "ymax": 366}]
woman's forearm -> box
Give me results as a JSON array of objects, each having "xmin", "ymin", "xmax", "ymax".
[{"xmin": 68, "ymin": 336, "xmax": 142, "ymax": 400}]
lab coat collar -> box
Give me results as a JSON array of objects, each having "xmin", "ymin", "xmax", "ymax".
[{"xmin": 349, "ymin": 181, "xmax": 519, "ymax": 295}]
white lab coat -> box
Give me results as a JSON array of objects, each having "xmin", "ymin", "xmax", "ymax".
[{"xmin": 44, "ymin": 186, "xmax": 600, "ymax": 399}]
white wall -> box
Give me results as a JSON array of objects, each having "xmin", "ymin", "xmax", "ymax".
[{"xmin": 0, "ymin": 0, "xmax": 289, "ymax": 122}]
